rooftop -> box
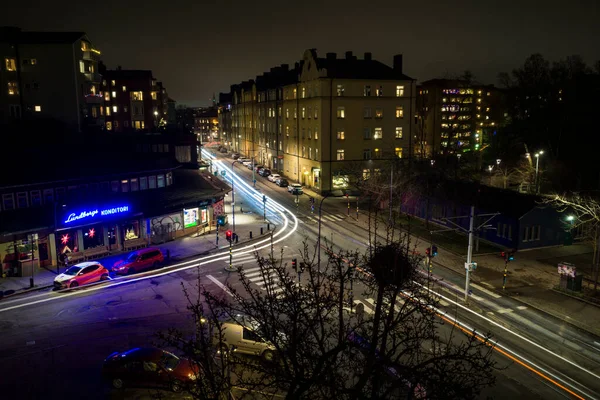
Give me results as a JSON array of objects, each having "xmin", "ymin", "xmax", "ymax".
[{"xmin": 0, "ymin": 27, "xmax": 86, "ymax": 44}]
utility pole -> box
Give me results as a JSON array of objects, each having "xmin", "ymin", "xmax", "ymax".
[
  {"xmin": 389, "ymin": 166, "xmax": 393, "ymax": 223},
  {"xmin": 465, "ymin": 205, "xmax": 475, "ymax": 303}
]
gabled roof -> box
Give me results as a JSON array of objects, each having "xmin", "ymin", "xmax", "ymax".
[
  {"xmin": 0, "ymin": 27, "xmax": 87, "ymax": 44},
  {"xmin": 102, "ymin": 70, "xmax": 154, "ymax": 80}
]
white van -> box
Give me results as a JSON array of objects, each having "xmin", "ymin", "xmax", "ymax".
[{"xmin": 213, "ymin": 320, "xmax": 276, "ymax": 362}]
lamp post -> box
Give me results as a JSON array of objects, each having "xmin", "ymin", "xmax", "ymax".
[
  {"xmin": 230, "ymin": 161, "xmax": 241, "ymax": 233},
  {"xmin": 535, "ymin": 151, "xmax": 544, "ymax": 194},
  {"xmin": 317, "ymin": 193, "xmax": 331, "ymax": 270},
  {"xmin": 488, "ymin": 165, "xmax": 493, "ymax": 185}
]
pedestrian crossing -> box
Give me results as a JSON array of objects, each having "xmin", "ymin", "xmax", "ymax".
[
  {"xmin": 242, "ymin": 265, "xmax": 285, "ymax": 294},
  {"xmin": 304, "ymin": 213, "xmax": 348, "ymax": 223},
  {"xmin": 353, "ymin": 294, "xmax": 451, "ymax": 315}
]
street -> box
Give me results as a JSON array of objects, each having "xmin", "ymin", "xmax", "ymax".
[{"xmin": 0, "ymin": 151, "xmax": 598, "ymax": 399}]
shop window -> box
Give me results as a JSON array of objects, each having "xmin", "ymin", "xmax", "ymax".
[
  {"xmin": 17, "ymin": 192, "xmax": 28, "ymax": 208},
  {"xmin": 111, "ymin": 181, "xmax": 119, "ymax": 192},
  {"xmin": 166, "ymin": 173, "xmax": 173, "ymax": 186},
  {"xmin": 83, "ymin": 225, "xmax": 103, "ymax": 249},
  {"xmin": 130, "ymin": 178, "xmax": 139, "ymax": 191},
  {"xmin": 157, "ymin": 174, "xmax": 165, "ymax": 188},
  {"xmin": 149, "ymin": 176, "xmax": 157, "ymax": 189},
  {"xmin": 140, "ymin": 177, "xmax": 148, "ymax": 190},
  {"xmin": 121, "ymin": 179, "xmax": 129, "ymax": 192},
  {"xmin": 2, "ymin": 193, "xmax": 15, "ymax": 210},
  {"xmin": 43, "ymin": 189, "xmax": 54, "ymax": 204},
  {"xmin": 30, "ymin": 190, "xmax": 41, "ymax": 206},
  {"xmin": 124, "ymin": 221, "xmax": 140, "ymax": 240}
]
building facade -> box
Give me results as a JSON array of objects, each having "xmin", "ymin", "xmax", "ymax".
[
  {"xmin": 194, "ymin": 107, "xmax": 219, "ymax": 144},
  {"xmin": 217, "ymin": 92, "xmax": 232, "ymax": 146},
  {"xmin": 0, "ymin": 26, "xmax": 104, "ymax": 131},
  {"xmin": 417, "ymin": 79, "xmax": 507, "ymax": 156},
  {"xmin": 99, "ymin": 68, "xmax": 169, "ymax": 133},
  {"xmin": 227, "ymin": 49, "xmax": 416, "ymax": 194}
]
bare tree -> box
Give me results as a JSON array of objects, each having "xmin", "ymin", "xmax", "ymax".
[
  {"xmin": 544, "ymin": 193, "xmax": 600, "ymax": 289},
  {"xmin": 158, "ymin": 234, "xmax": 498, "ymax": 399}
]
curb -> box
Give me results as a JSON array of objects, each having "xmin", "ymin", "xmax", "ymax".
[
  {"xmin": 550, "ymin": 287, "xmax": 600, "ymax": 308},
  {"xmin": 0, "ymin": 284, "xmax": 54, "ymax": 300}
]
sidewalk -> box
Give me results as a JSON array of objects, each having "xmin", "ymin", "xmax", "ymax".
[
  {"xmin": 320, "ymin": 199, "xmax": 600, "ymax": 337},
  {"xmin": 0, "ymin": 195, "xmax": 274, "ymax": 299}
]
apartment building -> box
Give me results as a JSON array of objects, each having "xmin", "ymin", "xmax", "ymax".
[
  {"xmin": 417, "ymin": 79, "xmax": 506, "ymax": 156},
  {"xmin": 0, "ymin": 26, "xmax": 104, "ymax": 131},
  {"xmin": 194, "ymin": 107, "xmax": 219, "ymax": 144},
  {"xmin": 100, "ymin": 68, "xmax": 169, "ymax": 132},
  {"xmin": 227, "ymin": 49, "xmax": 416, "ymax": 194},
  {"xmin": 217, "ymin": 92, "xmax": 232, "ymax": 146}
]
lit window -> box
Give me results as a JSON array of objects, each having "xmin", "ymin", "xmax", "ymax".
[
  {"xmin": 149, "ymin": 176, "xmax": 157, "ymax": 189},
  {"xmin": 374, "ymin": 148, "xmax": 381, "ymax": 158},
  {"xmin": 5, "ymin": 58, "xmax": 17, "ymax": 71},
  {"xmin": 106, "ymin": 107, "xmax": 111, "ymax": 116},
  {"xmin": 314, "ymin": 129, "xmax": 318, "ymax": 140},
  {"xmin": 309, "ymin": 147, "xmax": 312, "ymax": 159},
  {"xmin": 286, "ymin": 126, "xmax": 289, "ymax": 137},
  {"xmin": 395, "ymin": 107, "xmax": 404, "ymax": 118},
  {"xmin": 79, "ymin": 60, "xmax": 85, "ymax": 73},
  {"xmin": 141, "ymin": 121, "xmax": 145, "ymax": 129},
  {"xmin": 336, "ymin": 85, "xmax": 345, "ymax": 96},
  {"xmin": 294, "ymin": 108, "xmax": 297, "ymax": 119},
  {"xmin": 7, "ymin": 82, "xmax": 18, "ymax": 95},
  {"xmin": 364, "ymin": 85, "xmax": 371, "ymax": 96},
  {"xmin": 157, "ymin": 175, "xmax": 165, "ymax": 188},
  {"xmin": 376, "ymin": 86, "xmax": 383, "ymax": 96},
  {"xmin": 151, "ymin": 91, "xmax": 157, "ymax": 100},
  {"xmin": 122, "ymin": 86, "xmax": 126, "ymax": 92},
  {"xmin": 337, "ymin": 130, "xmax": 345, "ymax": 140},
  {"xmin": 396, "ymin": 85, "xmax": 404, "ymax": 97},
  {"xmin": 111, "ymin": 80, "xmax": 116, "ymax": 86},
  {"xmin": 131, "ymin": 91, "xmax": 143, "ymax": 101},
  {"xmin": 395, "ymin": 147, "xmax": 403, "ymax": 158},
  {"xmin": 112, "ymin": 91, "xmax": 116, "ymax": 98},
  {"xmin": 99, "ymin": 106, "xmax": 104, "ymax": 116},
  {"xmin": 336, "ymin": 149, "xmax": 345, "ymax": 160},
  {"xmin": 293, "ymin": 88, "xmax": 297, "ymax": 99},
  {"xmin": 337, "ymin": 107, "xmax": 345, "ymax": 119},
  {"xmin": 301, "ymin": 87, "xmax": 306, "ymax": 98},
  {"xmin": 106, "ymin": 121, "xmax": 113, "ymax": 131},
  {"xmin": 30, "ymin": 59, "xmax": 37, "ymax": 65},
  {"xmin": 374, "ymin": 128, "xmax": 382, "ymax": 139},
  {"xmin": 316, "ymin": 148, "xmax": 319, "ymax": 160},
  {"xmin": 92, "ymin": 107, "xmax": 97, "ymax": 118},
  {"xmin": 395, "ymin": 127, "xmax": 403, "ymax": 139},
  {"xmin": 140, "ymin": 177, "xmax": 148, "ymax": 190},
  {"xmin": 301, "ymin": 107, "xmax": 306, "ymax": 118},
  {"xmin": 121, "ymin": 180, "xmax": 129, "ymax": 192},
  {"xmin": 363, "ymin": 169, "xmax": 371, "ymax": 180},
  {"xmin": 375, "ymin": 109, "xmax": 383, "ymax": 118},
  {"xmin": 130, "ymin": 178, "xmax": 139, "ymax": 191},
  {"xmin": 34, "ymin": 105, "xmax": 41, "ymax": 112},
  {"xmin": 104, "ymin": 92, "xmax": 110, "ymax": 101},
  {"xmin": 314, "ymin": 108, "xmax": 318, "ymax": 119},
  {"xmin": 113, "ymin": 105, "xmax": 118, "ymax": 113}
]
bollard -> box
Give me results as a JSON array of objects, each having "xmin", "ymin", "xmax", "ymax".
[
  {"xmin": 235, "ymin": 233, "xmax": 239, "ymax": 244},
  {"xmin": 260, "ymin": 227, "xmax": 263, "ymax": 235},
  {"xmin": 249, "ymin": 231, "xmax": 253, "ymax": 239},
  {"xmin": 267, "ymin": 223, "xmax": 270, "ymax": 230},
  {"xmin": 166, "ymin": 249, "xmax": 170, "ymax": 260}
]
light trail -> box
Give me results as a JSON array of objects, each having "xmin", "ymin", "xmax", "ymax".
[{"xmin": 0, "ymin": 151, "xmax": 299, "ymax": 313}]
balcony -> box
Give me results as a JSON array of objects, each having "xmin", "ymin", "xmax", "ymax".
[
  {"xmin": 84, "ymin": 94, "xmax": 103, "ymax": 104},
  {"xmin": 84, "ymin": 72, "xmax": 102, "ymax": 83},
  {"xmin": 82, "ymin": 50, "xmax": 101, "ymax": 62}
]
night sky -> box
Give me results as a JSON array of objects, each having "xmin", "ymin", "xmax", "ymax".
[{"xmin": 3, "ymin": 0, "xmax": 599, "ymax": 106}]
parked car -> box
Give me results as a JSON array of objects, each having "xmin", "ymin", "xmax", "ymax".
[
  {"xmin": 231, "ymin": 153, "xmax": 240, "ymax": 159},
  {"xmin": 112, "ymin": 247, "xmax": 164, "ymax": 275},
  {"xmin": 54, "ymin": 262, "xmax": 109, "ymax": 289},
  {"xmin": 213, "ymin": 320, "xmax": 277, "ymax": 362},
  {"xmin": 253, "ymin": 165, "xmax": 264, "ymax": 172},
  {"xmin": 267, "ymin": 174, "xmax": 281, "ymax": 182},
  {"xmin": 275, "ymin": 178, "xmax": 289, "ymax": 187},
  {"xmin": 219, "ymin": 147, "xmax": 228, "ymax": 153},
  {"xmin": 103, "ymin": 347, "xmax": 198, "ymax": 392},
  {"xmin": 242, "ymin": 160, "xmax": 253, "ymax": 167},
  {"xmin": 287, "ymin": 183, "xmax": 303, "ymax": 194},
  {"xmin": 259, "ymin": 169, "xmax": 271, "ymax": 177}
]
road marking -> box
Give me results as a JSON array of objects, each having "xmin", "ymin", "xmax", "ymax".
[
  {"xmin": 517, "ymin": 306, "xmax": 527, "ymax": 310},
  {"xmin": 244, "ymin": 270, "xmax": 264, "ymax": 278},
  {"xmin": 439, "ymin": 299, "xmax": 450, "ymax": 307},
  {"xmin": 471, "ymin": 283, "xmax": 501, "ymax": 298},
  {"xmin": 307, "ymin": 217, "xmax": 317, "ymax": 223},
  {"xmin": 496, "ymin": 308, "xmax": 513, "ymax": 314},
  {"xmin": 106, "ymin": 276, "xmax": 113, "ymax": 280},
  {"xmin": 206, "ymin": 275, "xmax": 233, "ymax": 297},
  {"xmin": 353, "ymin": 300, "xmax": 374, "ymax": 314},
  {"xmin": 594, "ymin": 342, "xmax": 600, "ymax": 348},
  {"xmin": 481, "ymin": 282, "xmax": 495, "ymax": 288},
  {"xmin": 487, "ymin": 312, "xmax": 495, "ymax": 316}
]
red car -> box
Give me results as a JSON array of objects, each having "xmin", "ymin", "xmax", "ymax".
[
  {"xmin": 112, "ymin": 247, "xmax": 164, "ymax": 275},
  {"xmin": 103, "ymin": 347, "xmax": 198, "ymax": 392},
  {"xmin": 53, "ymin": 262, "xmax": 109, "ymax": 289}
]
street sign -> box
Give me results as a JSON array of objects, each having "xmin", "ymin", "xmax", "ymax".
[{"xmin": 220, "ymin": 170, "xmax": 226, "ymax": 177}]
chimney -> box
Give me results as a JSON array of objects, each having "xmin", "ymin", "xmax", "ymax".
[
  {"xmin": 326, "ymin": 52, "xmax": 336, "ymax": 60},
  {"xmin": 393, "ymin": 54, "xmax": 403, "ymax": 73},
  {"xmin": 364, "ymin": 52, "xmax": 372, "ymax": 61},
  {"xmin": 345, "ymin": 51, "xmax": 353, "ymax": 60}
]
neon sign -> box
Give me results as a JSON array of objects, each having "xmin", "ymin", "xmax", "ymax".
[{"xmin": 63, "ymin": 205, "xmax": 130, "ymax": 225}]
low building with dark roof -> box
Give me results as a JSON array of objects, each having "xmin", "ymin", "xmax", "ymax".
[
  {"xmin": 401, "ymin": 180, "xmax": 567, "ymax": 250},
  {"xmin": 225, "ymin": 49, "xmax": 417, "ymax": 194}
]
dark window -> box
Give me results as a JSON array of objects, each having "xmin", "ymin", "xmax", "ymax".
[
  {"xmin": 111, "ymin": 181, "xmax": 119, "ymax": 192},
  {"xmin": 17, "ymin": 192, "xmax": 28, "ymax": 208},
  {"xmin": 2, "ymin": 194, "xmax": 15, "ymax": 210},
  {"xmin": 43, "ymin": 189, "xmax": 54, "ymax": 204},
  {"xmin": 242, "ymin": 328, "xmax": 262, "ymax": 342},
  {"xmin": 30, "ymin": 190, "xmax": 41, "ymax": 206},
  {"xmin": 157, "ymin": 174, "xmax": 165, "ymax": 188},
  {"xmin": 81, "ymin": 265, "xmax": 98, "ymax": 275}
]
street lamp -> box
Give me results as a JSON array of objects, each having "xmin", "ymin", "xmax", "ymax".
[
  {"xmin": 496, "ymin": 159, "xmax": 501, "ymax": 166},
  {"xmin": 535, "ymin": 151, "xmax": 544, "ymax": 194},
  {"xmin": 488, "ymin": 165, "xmax": 493, "ymax": 185}
]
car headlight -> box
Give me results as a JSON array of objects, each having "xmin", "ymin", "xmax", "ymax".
[{"xmin": 188, "ymin": 373, "xmax": 198, "ymax": 380}]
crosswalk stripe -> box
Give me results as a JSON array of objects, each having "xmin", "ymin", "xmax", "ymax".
[
  {"xmin": 497, "ymin": 308, "xmax": 513, "ymax": 314},
  {"xmin": 516, "ymin": 306, "xmax": 527, "ymax": 310},
  {"xmin": 329, "ymin": 215, "xmax": 343, "ymax": 221},
  {"xmin": 243, "ymin": 266, "xmax": 261, "ymax": 273},
  {"xmin": 245, "ymin": 271, "xmax": 265, "ymax": 278},
  {"xmin": 336, "ymin": 214, "xmax": 347, "ymax": 219},
  {"xmin": 471, "ymin": 283, "xmax": 501, "ymax": 299},
  {"xmin": 439, "ymin": 299, "xmax": 450, "ymax": 307},
  {"xmin": 307, "ymin": 217, "xmax": 318, "ymax": 223},
  {"xmin": 233, "ymin": 256, "xmax": 256, "ymax": 262}
]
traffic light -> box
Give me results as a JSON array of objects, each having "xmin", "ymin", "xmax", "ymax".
[
  {"xmin": 431, "ymin": 246, "xmax": 438, "ymax": 257},
  {"xmin": 500, "ymin": 251, "xmax": 506, "ymax": 258},
  {"xmin": 225, "ymin": 230, "xmax": 232, "ymax": 242},
  {"xmin": 508, "ymin": 252, "xmax": 514, "ymax": 261},
  {"xmin": 299, "ymin": 262, "xmax": 305, "ymax": 273},
  {"xmin": 217, "ymin": 215, "xmax": 226, "ymax": 226},
  {"xmin": 425, "ymin": 248, "xmax": 431, "ymax": 256},
  {"xmin": 501, "ymin": 251, "xmax": 514, "ymax": 262},
  {"xmin": 291, "ymin": 258, "xmax": 297, "ymax": 271}
]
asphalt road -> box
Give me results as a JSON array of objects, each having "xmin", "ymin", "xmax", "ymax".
[{"xmin": 0, "ymin": 151, "xmax": 597, "ymax": 399}]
